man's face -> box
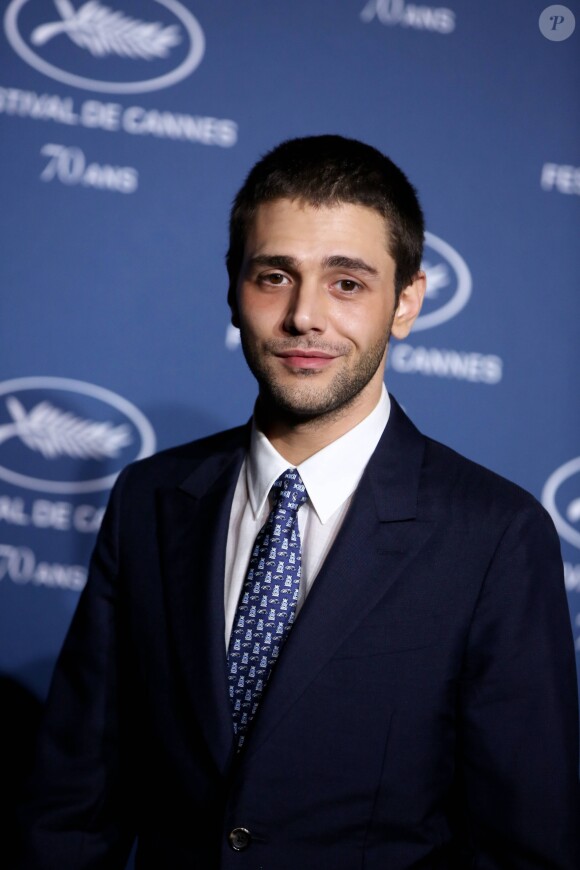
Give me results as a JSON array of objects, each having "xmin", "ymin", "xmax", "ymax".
[{"xmin": 232, "ymin": 198, "xmax": 423, "ymax": 426}]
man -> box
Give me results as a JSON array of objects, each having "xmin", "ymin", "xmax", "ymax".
[{"xmin": 20, "ymin": 136, "xmax": 580, "ymax": 868}]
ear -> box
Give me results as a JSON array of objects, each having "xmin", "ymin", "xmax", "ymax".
[{"xmin": 391, "ymin": 271, "xmax": 426, "ymax": 339}]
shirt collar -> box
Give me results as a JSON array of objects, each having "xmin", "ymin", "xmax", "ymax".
[{"xmin": 247, "ymin": 386, "xmax": 390, "ymax": 524}]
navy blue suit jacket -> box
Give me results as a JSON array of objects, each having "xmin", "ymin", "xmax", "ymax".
[{"xmin": 20, "ymin": 399, "xmax": 580, "ymax": 868}]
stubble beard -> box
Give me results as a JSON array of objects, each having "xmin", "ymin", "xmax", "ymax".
[{"xmin": 240, "ymin": 331, "xmax": 391, "ymax": 428}]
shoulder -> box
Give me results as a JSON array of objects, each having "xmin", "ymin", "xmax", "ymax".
[
  {"xmin": 115, "ymin": 422, "xmax": 250, "ymax": 493},
  {"xmin": 423, "ymin": 437, "xmax": 543, "ymax": 510},
  {"xmin": 425, "ymin": 435, "xmax": 535, "ymax": 505},
  {"xmin": 419, "ymin": 434, "xmax": 559, "ymax": 550},
  {"xmin": 387, "ymin": 397, "xmax": 554, "ymax": 532},
  {"xmin": 391, "ymin": 415, "xmax": 564, "ymax": 600}
]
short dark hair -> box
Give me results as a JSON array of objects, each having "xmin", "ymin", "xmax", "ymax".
[{"xmin": 227, "ymin": 134, "xmax": 424, "ymax": 306}]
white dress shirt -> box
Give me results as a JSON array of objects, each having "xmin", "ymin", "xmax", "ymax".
[{"xmin": 224, "ymin": 387, "xmax": 391, "ymax": 645}]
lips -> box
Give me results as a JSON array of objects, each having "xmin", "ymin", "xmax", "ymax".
[
  {"xmin": 277, "ymin": 349, "xmax": 335, "ymax": 359},
  {"xmin": 275, "ymin": 349, "xmax": 337, "ymax": 370}
]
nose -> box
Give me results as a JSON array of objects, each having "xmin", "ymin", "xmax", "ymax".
[{"xmin": 283, "ymin": 281, "xmax": 327, "ymax": 335}]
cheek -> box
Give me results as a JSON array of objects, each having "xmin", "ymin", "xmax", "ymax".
[
  {"xmin": 332, "ymin": 300, "xmax": 393, "ymax": 343},
  {"xmin": 238, "ymin": 291, "xmax": 285, "ymax": 335}
]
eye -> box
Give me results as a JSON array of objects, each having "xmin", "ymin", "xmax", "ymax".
[
  {"xmin": 260, "ymin": 272, "xmax": 289, "ymax": 286},
  {"xmin": 335, "ymin": 279, "xmax": 361, "ymax": 293}
]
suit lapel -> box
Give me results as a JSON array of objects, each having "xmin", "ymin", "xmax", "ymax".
[
  {"xmin": 157, "ymin": 428, "xmax": 249, "ymax": 774},
  {"xmin": 243, "ymin": 399, "xmax": 435, "ymax": 759}
]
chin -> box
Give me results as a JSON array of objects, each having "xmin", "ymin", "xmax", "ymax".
[{"xmin": 259, "ymin": 380, "xmax": 365, "ymax": 424}]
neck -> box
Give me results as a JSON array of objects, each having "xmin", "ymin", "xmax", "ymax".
[{"xmin": 257, "ymin": 383, "xmax": 383, "ymax": 466}]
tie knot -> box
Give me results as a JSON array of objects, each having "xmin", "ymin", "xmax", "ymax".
[{"xmin": 272, "ymin": 468, "xmax": 308, "ymax": 512}]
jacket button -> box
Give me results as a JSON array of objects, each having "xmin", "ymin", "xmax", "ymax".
[{"xmin": 228, "ymin": 827, "xmax": 252, "ymax": 851}]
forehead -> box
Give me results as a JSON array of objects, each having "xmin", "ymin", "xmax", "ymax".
[{"xmin": 245, "ymin": 198, "xmax": 392, "ymax": 260}]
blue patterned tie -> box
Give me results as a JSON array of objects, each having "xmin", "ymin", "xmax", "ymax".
[{"xmin": 227, "ymin": 468, "xmax": 308, "ymax": 749}]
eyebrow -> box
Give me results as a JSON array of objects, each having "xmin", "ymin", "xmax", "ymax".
[
  {"xmin": 247, "ymin": 254, "xmax": 379, "ymax": 277},
  {"xmin": 322, "ymin": 255, "xmax": 378, "ymax": 276},
  {"xmin": 247, "ymin": 255, "xmax": 297, "ymax": 271}
]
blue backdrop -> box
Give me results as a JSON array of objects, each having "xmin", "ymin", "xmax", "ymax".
[{"xmin": 1, "ymin": 0, "xmax": 579, "ymax": 731}]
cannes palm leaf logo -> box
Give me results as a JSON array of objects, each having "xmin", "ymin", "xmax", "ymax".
[
  {"xmin": 30, "ymin": 0, "xmax": 182, "ymax": 60},
  {"xmin": 0, "ymin": 396, "xmax": 132, "ymax": 460}
]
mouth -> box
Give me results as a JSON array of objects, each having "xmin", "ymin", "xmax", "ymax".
[{"xmin": 275, "ymin": 349, "xmax": 338, "ymax": 370}]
